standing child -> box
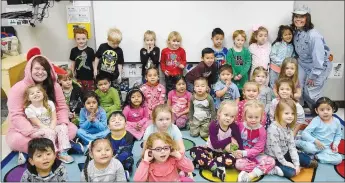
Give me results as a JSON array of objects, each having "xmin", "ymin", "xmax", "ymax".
[
  {"xmin": 160, "ymin": 31, "xmax": 187, "ymax": 94},
  {"xmin": 269, "ymin": 25, "xmax": 295, "ymax": 88},
  {"xmin": 189, "ymin": 77, "xmax": 216, "ymax": 138},
  {"xmin": 235, "ymin": 100, "xmax": 281, "ymax": 182},
  {"xmin": 140, "ymin": 30, "xmax": 160, "ymax": 83},
  {"xmin": 81, "ymin": 138, "xmax": 127, "ymax": 182},
  {"xmin": 167, "ymin": 76, "xmax": 192, "ymax": 129},
  {"xmin": 249, "ymin": 25, "xmax": 271, "ymax": 81},
  {"xmin": 273, "ymin": 57, "xmax": 302, "ymax": 101},
  {"xmin": 140, "ymin": 66, "xmax": 166, "ymax": 118},
  {"xmin": 134, "ymin": 132, "xmax": 194, "ymax": 182},
  {"xmin": 123, "ymin": 88, "xmax": 151, "ymax": 140},
  {"xmin": 185, "ymin": 47, "xmax": 217, "ymax": 92},
  {"xmin": 211, "ymin": 28, "xmax": 228, "ymax": 70},
  {"xmin": 95, "ymin": 74, "xmax": 121, "ymax": 118},
  {"xmin": 106, "ymin": 111, "xmax": 135, "ymax": 177},
  {"xmin": 190, "ymin": 101, "xmax": 243, "ymax": 181},
  {"xmin": 77, "ymin": 91, "xmax": 110, "ymax": 145},
  {"xmin": 226, "ymin": 30, "xmax": 252, "ymax": 93},
  {"xmin": 69, "ymin": 28, "xmax": 95, "ymax": 92},
  {"xmin": 24, "ymin": 85, "xmax": 74, "ymax": 163},
  {"xmin": 296, "ymin": 97, "xmax": 342, "ymax": 165},
  {"xmin": 21, "ymin": 138, "xmax": 68, "ymax": 182},
  {"xmin": 265, "ymin": 99, "xmax": 318, "ymax": 179},
  {"xmin": 94, "ymin": 28, "xmax": 124, "ymax": 86},
  {"xmin": 213, "ymin": 64, "xmax": 240, "ymax": 109},
  {"xmin": 251, "ymin": 66, "xmax": 273, "ymax": 113}
]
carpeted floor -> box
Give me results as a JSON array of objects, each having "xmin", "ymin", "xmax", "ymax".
[{"xmin": 1, "ymin": 115, "xmax": 344, "ymax": 182}]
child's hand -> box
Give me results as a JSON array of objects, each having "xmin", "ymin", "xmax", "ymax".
[
  {"xmin": 178, "ymin": 64, "xmax": 185, "ymax": 69},
  {"xmin": 314, "ymin": 139, "xmax": 325, "ymax": 150},
  {"xmin": 170, "ymin": 150, "xmax": 182, "ymax": 159},
  {"xmin": 30, "ymin": 130, "xmax": 45, "ymax": 138},
  {"xmin": 233, "ymin": 150, "xmax": 243, "ymax": 159},
  {"xmin": 225, "ymin": 143, "xmax": 232, "ymax": 153},
  {"xmin": 206, "ymin": 86, "xmax": 210, "ymax": 93},
  {"xmin": 93, "ymin": 70, "xmax": 98, "ymax": 79},
  {"xmin": 69, "ymin": 112, "xmax": 75, "ymax": 119},
  {"xmin": 237, "ymin": 74, "xmax": 242, "ymax": 79},
  {"xmin": 332, "ymin": 144, "xmax": 338, "ymax": 152},
  {"xmin": 143, "ymin": 149, "xmax": 153, "ymax": 163},
  {"xmin": 164, "ymin": 70, "xmax": 170, "ymax": 76},
  {"xmin": 234, "ymin": 76, "xmax": 240, "ymax": 80},
  {"xmin": 231, "ymin": 137, "xmax": 238, "ymax": 147},
  {"xmin": 295, "ymin": 165, "xmax": 301, "ymax": 175}
]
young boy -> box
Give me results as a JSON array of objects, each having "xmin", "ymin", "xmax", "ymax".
[
  {"xmin": 106, "ymin": 111, "xmax": 134, "ymax": 177},
  {"xmin": 211, "ymin": 28, "xmax": 228, "ymax": 70},
  {"xmin": 185, "ymin": 47, "xmax": 217, "ymax": 92},
  {"xmin": 69, "ymin": 28, "xmax": 95, "ymax": 92},
  {"xmin": 94, "ymin": 28, "xmax": 124, "ymax": 86},
  {"xmin": 21, "ymin": 138, "xmax": 68, "ymax": 182},
  {"xmin": 213, "ymin": 64, "xmax": 240, "ymax": 109},
  {"xmin": 95, "ymin": 74, "xmax": 121, "ymax": 118}
]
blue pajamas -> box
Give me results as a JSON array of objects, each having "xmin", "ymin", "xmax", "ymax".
[{"xmin": 77, "ymin": 128, "xmax": 110, "ymax": 145}]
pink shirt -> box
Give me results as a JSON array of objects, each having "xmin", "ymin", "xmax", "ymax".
[
  {"xmin": 140, "ymin": 83, "xmax": 166, "ymax": 117},
  {"xmin": 168, "ymin": 90, "xmax": 192, "ymax": 114},
  {"xmin": 249, "ymin": 42, "xmax": 271, "ymax": 73},
  {"xmin": 122, "ymin": 105, "xmax": 149, "ymax": 126}
]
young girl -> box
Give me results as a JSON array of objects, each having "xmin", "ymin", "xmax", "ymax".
[
  {"xmin": 269, "ymin": 25, "xmax": 295, "ymax": 88},
  {"xmin": 226, "ymin": 30, "xmax": 252, "ymax": 92},
  {"xmin": 134, "ymin": 132, "xmax": 194, "ymax": 182},
  {"xmin": 296, "ymin": 97, "xmax": 342, "ymax": 165},
  {"xmin": 251, "ymin": 66, "xmax": 273, "ymax": 113},
  {"xmin": 269, "ymin": 78, "xmax": 305, "ymax": 136},
  {"xmin": 235, "ymin": 100, "xmax": 281, "ymax": 182},
  {"xmin": 140, "ymin": 66, "xmax": 166, "ymax": 118},
  {"xmin": 265, "ymin": 99, "xmax": 318, "ymax": 179},
  {"xmin": 77, "ymin": 91, "xmax": 110, "ymax": 145},
  {"xmin": 190, "ymin": 101, "xmax": 243, "ymax": 181},
  {"xmin": 273, "ymin": 57, "xmax": 301, "ymax": 101},
  {"xmin": 81, "ymin": 138, "xmax": 127, "ymax": 182},
  {"xmin": 160, "ymin": 31, "xmax": 187, "ymax": 94},
  {"xmin": 140, "ymin": 30, "xmax": 160, "ymax": 83},
  {"xmin": 123, "ymin": 88, "xmax": 151, "ymax": 140},
  {"xmin": 249, "ymin": 25, "xmax": 271, "ymax": 82},
  {"xmin": 237, "ymin": 82, "xmax": 266, "ymax": 125},
  {"xmin": 167, "ymin": 76, "xmax": 192, "ymax": 129},
  {"xmin": 24, "ymin": 84, "xmax": 74, "ymax": 163}
]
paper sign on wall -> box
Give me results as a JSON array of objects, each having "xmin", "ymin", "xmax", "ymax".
[
  {"xmin": 328, "ymin": 63, "xmax": 344, "ymax": 79},
  {"xmin": 66, "ymin": 6, "xmax": 91, "ymax": 23}
]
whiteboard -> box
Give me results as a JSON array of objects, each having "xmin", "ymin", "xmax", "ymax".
[{"xmin": 93, "ymin": 1, "xmax": 294, "ymax": 63}]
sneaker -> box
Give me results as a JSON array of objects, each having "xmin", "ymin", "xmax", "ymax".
[
  {"xmin": 70, "ymin": 141, "xmax": 84, "ymax": 154},
  {"xmin": 125, "ymin": 170, "xmax": 130, "ymax": 182},
  {"xmin": 237, "ymin": 171, "xmax": 250, "ymax": 182},
  {"xmin": 59, "ymin": 152, "xmax": 74, "ymax": 164},
  {"xmin": 308, "ymin": 159, "xmax": 318, "ymax": 168},
  {"xmin": 18, "ymin": 152, "xmax": 27, "ymax": 165},
  {"xmin": 267, "ymin": 166, "xmax": 284, "ymax": 176}
]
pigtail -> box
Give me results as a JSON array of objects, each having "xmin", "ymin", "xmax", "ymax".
[{"xmin": 83, "ymin": 154, "xmax": 91, "ymax": 182}]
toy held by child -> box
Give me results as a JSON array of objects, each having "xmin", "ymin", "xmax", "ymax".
[{"xmin": 140, "ymin": 30, "xmax": 160, "ymax": 82}]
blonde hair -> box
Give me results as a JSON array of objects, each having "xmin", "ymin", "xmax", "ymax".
[
  {"xmin": 73, "ymin": 28, "xmax": 89, "ymax": 39},
  {"xmin": 278, "ymin": 57, "xmax": 299, "ymax": 86},
  {"xmin": 217, "ymin": 100, "xmax": 238, "ymax": 116},
  {"xmin": 144, "ymin": 30, "xmax": 156, "ymax": 41},
  {"xmin": 242, "ymin": 81, "xmax": 260, "ymax": 99},
  {"xmin": 249, "ymin": 26, "xmax": 268, "ymax": 45},
  {"xmin": 275, "ymin": 78, "xmax": 296, "ymax": 101},
  {"xmin": 151, "ymin": 104, "xmax": 172, "ymax": 125},
  {"xmin": 57, "ymin": 68, "xmax": 74, "ymax": 81},
  {"xmin": 143, "ymin": 132, "xmax": 178, "ymax": 159},
  {"xmin": 243, "ymin": 100, "xmax": 265, "ymax": 122},
  {"xmin": 107, "ymin": 28, "xmax": 122, "ymax": 43},
  {"xmin": 274, "ymin": 98, "xmax": 297, "ymax": 128},
  {"xmin": 167, "ymin": 31, "xmax": 182, "ymax": 46},
  {"xmin": 251, "ymin": 66, "xmax": 268, "ymax": 81},
  {"xmin": 232, "ymin": 30, "xmax": 247, "ymax": 41},
  {"xmin": 24, "ymin": 84, "xmax": 52, "ymax": 116}
]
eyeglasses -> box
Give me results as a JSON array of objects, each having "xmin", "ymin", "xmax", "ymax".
[{"xmin": 150, "ymin": 146, "xmax": 171, "ymax": 152}]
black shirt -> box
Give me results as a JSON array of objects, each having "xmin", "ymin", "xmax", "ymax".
[
  {"xmin": 69, "ymin": 46, "xmax": 95, "ymax": 80},
  {"xmin": 140, "ymin": 46, "xmax": 160, "ymax": 77}
]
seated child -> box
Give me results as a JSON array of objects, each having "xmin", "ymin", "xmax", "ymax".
[
  {"xmin": 123, "ymin": 88, "xmax": 151, "ymax": 140},
  {"xmin": 77, "ymin": 91, "xmax": 110, "ymax": 145},
  {"xmin": 213, "ymin": 64, "xmax": 240, "ymax": 109},
  {"xmin": 251, "ymin": 66, "xmax": 273, "ymax": 113},
  {"xmin": 167, "ymin": 76, "xmax": 192, "ymax": 129},
  {"xmin": 134, "ymin": 132, "xmax": 194, "ymax": 182},
  {"xmin": 189, "ymin": 77, "xmax": 216, "ymax": 138},
  {"xmin": 24, "ymin": 84, "xmax": 74, "ymax": 163},
  {"xmin": 95, "ymin": 74, "xmax": 121, "ymax": 118},
  {"xmin": 296, "ymin": 97, "xmax": 342, "ymax": 165},
  {"xmin": 21, "ymin": 138, "xmax": 68, "ymax": 182},
  {"xmin": 190, "ymin": 101, "xmax": 243, "ymax": 181}
]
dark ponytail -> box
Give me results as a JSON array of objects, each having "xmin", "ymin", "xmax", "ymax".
[{"xmin": 83, "ymin": 153, "xmax": 91, "ymax": 182}]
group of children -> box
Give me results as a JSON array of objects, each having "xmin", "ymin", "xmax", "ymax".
[{"xmin": 19, "ymin": 25, "xmax": 343, "ymax": 182}]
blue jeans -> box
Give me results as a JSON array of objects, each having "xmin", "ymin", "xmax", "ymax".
[{"xmin": 276, "ymin": 151, "xmax": 312, "ymax": 178}]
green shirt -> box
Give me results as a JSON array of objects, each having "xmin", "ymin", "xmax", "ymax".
[
  {"xmin": 226, "ymin": 47, "xmax": 252, "ymax": 89},
  {"xmin": 95, "ymin": 87, "xmax": 121, "ymax": 118}
]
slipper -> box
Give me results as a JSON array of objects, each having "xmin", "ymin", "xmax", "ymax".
[{"xmin": 59, "ymin": 152, "xmax": 74, "ymax": 164}]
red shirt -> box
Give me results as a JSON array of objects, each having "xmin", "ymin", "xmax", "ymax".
[{"xmin": 160, "ymin": 47, "xmax": 186, "ymax": 76}]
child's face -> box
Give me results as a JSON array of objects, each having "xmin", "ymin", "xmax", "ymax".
[
  {"xmin": 282, "ymin": 29, "xmax": 293, "ymax": 43},
  {"xmin": 90, "ymin": 140, "xmax": 113, "ymax": 166},
  {"xmin": 212, "ymin": 34, "xmax": 224, "ymax": 48},
  {"xmin": 155, "ymin": 111, "xmax": 172, "ymax": 132},
  {"xmin": 168, "ymin": 37, "xmax": 181, "ymax": 50},
  {"xmin": 243, "ymin": 85, "xmax": 259, "ymax": 100},
  {"xmin": 245, "ymin": 107, "xmax": 262, "ymax": 128},
  {"xmin": 218, "ymin": 107, "xmax": 236, "ymax": 127},
  {"xmin": 234, "ymin": 35, "xmax": 245, "ymax": 48},
  {"xmin": 108, "ymin": 115, "xmax": 126, "ymax": 131},
  {"xmin": 29, "ymin": 148, "xmax": 56, "ymax": 173},
  {"xmin": 59, "ymin": 77, "xmax": 72, "ymax": 89},
  {"xmin": 281, "ymin": 105, "xmax": 294, "ymax": 125},
  {"xmin": 194, "ymin": 80, "xmax": 208, "ymax": 95},
  {"xmin": 254, "ymin": 72, "xmax": 267, "ymax": 85},
  {"xmin": 175, "ymin": 79, "xmax": 187, "ymax": 93},
  {"xmin": 219, "ymin": 70, "xmax": 233, "ymax": 84},
  {"xmin": 75, "ymin": 33, "xmax": 87, "ymax": 48},
  {"xmin": 145, "ymin": 69, "xmax": 159, "ymax": 85},
  {"xmin": 28, "ymin": 87, "xmax": 44, "ymax": 103},
  {"xmin": 108, "ymin": 40, "xmax": 119, "ymax": 49},
  {"xmin": 144, "ymin": 35, "xmax": 155, "ymax": 49},
  {"xmin": 202, "ymin": 53, "xmax": 215, "ymax": 67},
  {"xmin": 151, "ymin": 139, "xmax": 171, "ymax": 163},
  {"xmin": 97, "ymin": 79, "xmax": 110, "ymax": 93},
  {"xmin": 285, "ymin": 63, "xmax": 296, "ymax": 77},
  {"xmin": 131, "ymin": 91, "xmax": 143, "ymax": 107},
  {"xmin": 85, "ymin": 97, "xmax": 98, "ymax": 113},
  {"xmin": 315, "ymin": 103, "xmax": 333, "ymax": 122},
  {"xmin": 278, "ymin": 83, "xmax": 292, "ymax": 99},
  {"xmin": 255, "ymin": 30, "xmax": 268, "ymax": 45}
]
